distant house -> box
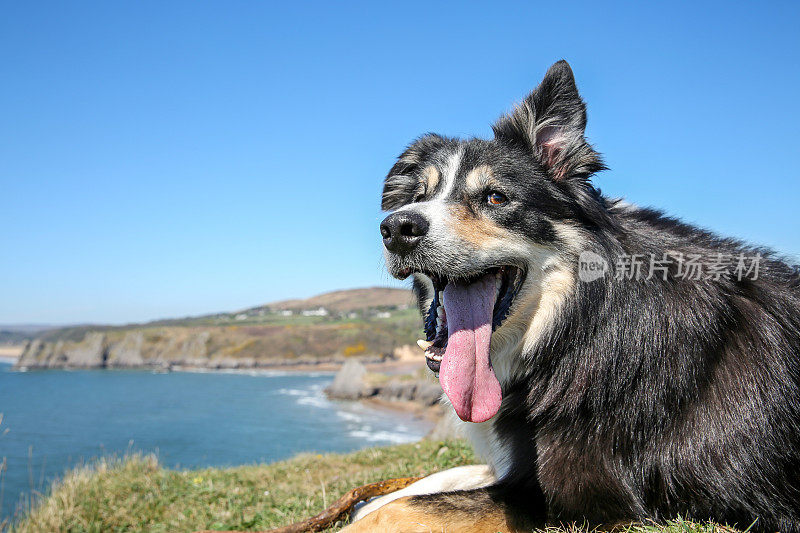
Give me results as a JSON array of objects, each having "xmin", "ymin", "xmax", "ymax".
[
  {"xmin": 376, "ymin": 311, "xmax": 391, "ymax": 319},
  {"xmin": 235, "ymin": 313, "xmax": 248, "ymax": 321},
  {"xmin": 301, "ymin": 307, "xmax": 328, "ymax": 317},
  {"xmin": 279, "ymin": 310, "xmax": 293, "ymax": 316}
]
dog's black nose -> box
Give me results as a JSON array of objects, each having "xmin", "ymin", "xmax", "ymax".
[{"xmin": 380, "ymin": 212, "xmax": 429, "ymax": 255}]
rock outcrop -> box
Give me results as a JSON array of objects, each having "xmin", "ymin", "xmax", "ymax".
[
  {"xmin": 16, "ymin": 334, "xmax": 107, "ymax": 369},
  {"xmin": 64, "ymin": 332, "xmax": 107, "ymax": 368},
  {"xmin": 325, "ymin": 362, "xmax": 443, "ymax": 406},
  {"xmin": 106, "ymin": 332, "xmax": 145, "ymax": 368},
  {"xmin": 325, "ymin": 359, "xmax": 368, "ymax": 400}
]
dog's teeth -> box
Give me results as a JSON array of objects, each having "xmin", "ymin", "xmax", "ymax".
[
  {"xmin": 436, "ymin": 316, "xmax": 443, "ymax": 330},
  {"xmin": 436, "ymin": 305, "xmax": 445, "ymax": 318},
  {"xmin": 417, "ymin": 339, "xmax": 433, "ymax": 351}
]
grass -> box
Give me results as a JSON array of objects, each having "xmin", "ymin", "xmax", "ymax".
[
  {"xmin": 6, "ymin": 439, "xmax": 744, "ymax": 533},
  {"xmin": 8, "ymin": 440, "xmax": 474, "ymax": 532}
]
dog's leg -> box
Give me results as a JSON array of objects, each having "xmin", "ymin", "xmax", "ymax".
[
  {"xmin": 351, "ymin": 464, "xmax": 496, "ymax": 522},
  {"xmin": 340, "ymin": 484, "xmax": 542, "ymax": 533}
]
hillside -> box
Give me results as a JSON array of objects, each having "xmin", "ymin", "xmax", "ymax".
[
  {"xmin": 0, "ymin": 330, "xmax": 33, "ymax": 345},
  {"xmin": 14, "ymin": 287, "xmax": 420, "ymax": 371},
  {"xmin": 264, "ymin": 287, "xmax": 414, "ymax": 313},
  {"xmin": 0, "ymin": 325, "xmax": 56, "ymax": 346}
]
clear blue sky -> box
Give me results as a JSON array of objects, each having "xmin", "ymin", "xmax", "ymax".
[{"xmin": 1, "ymin": 1, "xmax": 798, "ymax": 325}]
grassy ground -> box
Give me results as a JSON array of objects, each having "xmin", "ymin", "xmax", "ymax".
[
  {"xmin": 7, "ymin": 440, "xmax": 474, "ymax": 532},
  {"xmin": 6, "ymin": 439, "xmax": 742, "ymax": 533}
]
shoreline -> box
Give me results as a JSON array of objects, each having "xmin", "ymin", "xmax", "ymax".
[
  {"xmin": 5, "ymin": 343, "xmax": 441, "ymax": 427},
  {"xmin": 361, "ymin": 395, "xmax": 442, "ymax": 424},
  {"xmin": 9, "ymin": 352, "xmax": 426, "ymax": 376}
]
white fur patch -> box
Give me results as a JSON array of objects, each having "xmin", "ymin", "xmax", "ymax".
[
  {"xmin": 520, "ymin": 263, "xmax": 575, "ymax": 355},
  {"xmin": 350, "ymin": 464, "xmax": 496, "ymax": 522},
  {"xmin": 437, "ymin": 147, "xmax": 463, "ymax": 200},
  {"xmin": 445, "ymin": 252, "xmax": 576, "ymax": 483},
  {"xmin": 390, "ymin": 148, "xmax": 466, "ymax": 264}
]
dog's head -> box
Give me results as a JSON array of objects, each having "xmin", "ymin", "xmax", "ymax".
[{"xmin": 380, "ymin": 61, "xmax": 606, "ymax": 423}]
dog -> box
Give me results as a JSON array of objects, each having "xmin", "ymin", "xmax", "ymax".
[{"xmin": 342, "ymin": 61, "xmax": 800, "ymax": 532}]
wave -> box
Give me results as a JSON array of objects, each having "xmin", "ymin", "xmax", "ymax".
[
  {"xmin": 347, "ymin": 429, "xmax": 420, "ymax": 444},
  {"xmin": 274, "ymin": 379, "xmax": 427, "ymax": 445},
  {"xmin": 336, "ymin": 411, "xmax": 364, "ymax": 423},
  {"xmin": 275, "ymin": 388, "xmax": 307, "ymax": 396},
  {"xmin": 296, "ymin": 395, "xmax": 331, "ymax": 409}
]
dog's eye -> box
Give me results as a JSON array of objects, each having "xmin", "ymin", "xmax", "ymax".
[{"xmin": 486, "ymin": 191, "xmax": 508, "ymax": 206}]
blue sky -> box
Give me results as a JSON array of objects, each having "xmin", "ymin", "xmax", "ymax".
[{"xmin": 1, "ymin": 1, "xmax": 798, "ymax": 325}]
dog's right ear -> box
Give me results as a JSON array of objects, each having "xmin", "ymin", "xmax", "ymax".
[
  {"xmin": 493, "ymin": 60, "xmax": 605, "ymax": 181},
  {"xmin": 382, "ymin": 134, "xmax": 446, "ymax": 211}
]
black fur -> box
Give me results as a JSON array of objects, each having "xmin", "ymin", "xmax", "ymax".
[{"xmin": 381, "ymin": 61, "xmax": 800, "ymax": 531}]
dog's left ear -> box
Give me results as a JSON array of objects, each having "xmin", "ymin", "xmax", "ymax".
[{"xmin": 493, "ymin": 60, "xmax": 605, "ymax": 181}]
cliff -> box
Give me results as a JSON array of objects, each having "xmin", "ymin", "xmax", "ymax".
[
  {"xmin": 14, "ymin": 287, "xmax": 421, "ymax": 371},
  {"xmin": 14, "ymin": 327, "xmax": 408, "ymax": 371}
]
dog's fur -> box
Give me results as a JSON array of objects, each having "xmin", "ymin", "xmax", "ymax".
[{"xmin": 344, "ymin": 61, "xmax": 800, "ymax": 532}]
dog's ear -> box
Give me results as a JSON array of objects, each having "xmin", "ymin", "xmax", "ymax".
[
  {"xmin": 493, "ymin": 60, "xmax": 605, "ymax": 181},
  {"xmin": 382, "ymin": 134, "xmax": 446, "ymax": 211}
]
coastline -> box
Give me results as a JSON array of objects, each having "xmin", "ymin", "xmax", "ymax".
[
  {"xmin": 9, "ymin": 355, "xmax": 425, "ymax": 376},
  {"xmin": 4, "ymin": 342, "xmax": 443, "ymax": 431},
  {"xmin": 10, "ymin": 337, "xmax": 427, "ymax": 376},
  {"xmin": 361, "ymin": 395, "xmax": 442, "ymax": 424}
]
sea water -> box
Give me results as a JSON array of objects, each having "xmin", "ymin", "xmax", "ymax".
[{"xmin": 0, "ymin": 362, "xmax": 429, "ymax": 521}]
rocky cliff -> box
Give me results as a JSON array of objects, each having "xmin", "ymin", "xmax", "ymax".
[
  {"xmin": 324, "ymin": 359, "xmax": 443, "ymax": 406},
  {"xmin": 13, "ymin": 287, "xmax": 421, "ymax": 371},
  {"xmin": 14, "ymin": 327, "xmax": 393, "ymax": 371},
  {"xmin": 324, "ymin": 359, "xmax": 463, "ymax": 440}
]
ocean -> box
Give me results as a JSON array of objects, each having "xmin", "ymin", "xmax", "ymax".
[{"xmin": 0, "ymin": 362, "xmax": 430, "ymax": 521}]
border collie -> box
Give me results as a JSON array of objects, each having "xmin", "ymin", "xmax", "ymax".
[{"xmin": 344, "ymin": 61, "xmax": 800, "ymax": 532}]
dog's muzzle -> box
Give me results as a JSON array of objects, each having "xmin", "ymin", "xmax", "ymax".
[{"xmin": 380, "ymin": 211, "xmax": 429, "ymax": 256}]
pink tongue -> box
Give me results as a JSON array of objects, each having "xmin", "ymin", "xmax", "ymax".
[{"xmin": 440, "ymin": 274, "xmax": 502, "ymax": 423}]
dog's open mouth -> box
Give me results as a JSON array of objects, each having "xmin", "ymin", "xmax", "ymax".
[{"xmin": 414, "ymin": 266, "xmax": 525, "ymax": 423}]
